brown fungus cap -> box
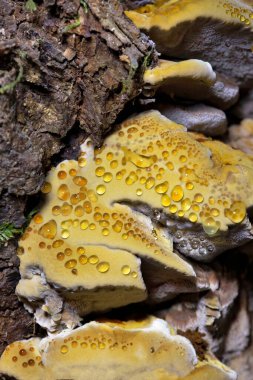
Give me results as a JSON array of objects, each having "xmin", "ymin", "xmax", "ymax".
[
  {"xmin": 143, "ymin": 59, "xmax": 239, "ymax": 110},
  {"xmin": 17, "ymin": 110, "xmax": 253, "ymax": 330},
  {"xmin": 125, "ymin": 0, "xmax": 253, "ymax": 88},
  {"xmin": 0, "ymin": 316, "xmax": 236, "ymax": 380}
]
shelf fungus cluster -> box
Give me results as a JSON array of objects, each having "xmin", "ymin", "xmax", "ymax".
[
  {"xmin": 7, "ymin": 110, "xmax": 252, "ymax": 333},
  {"xmin": 0, "ymin": 317, "xmax": 237, "ymax": 380},
  {"xmin": 125, "ymin": 0, "xmax": 253, "ymax": 88}
]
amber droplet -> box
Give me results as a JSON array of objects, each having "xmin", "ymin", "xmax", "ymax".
[
  {"xmin": 65, "ymin": 248, "xmax": 72, "ymax": 256},
  {"xmin": 73, "ymin": 176, "xmax": 87, "ymax": 187},
  {"xmin": 121, "ymin": 265, "xmax": 131, "ymax": 275},
  {"xmin": 41, "ymin": 182, "xmax": 52, "ymax": 194},
  {"xmin": 65, "ymin": 259, "xmax": 77, "ymax": 269},
  {"xmin": 53, "ymin": 240, "xmax": 64, "ymax": 248},
  {"xmin": 74, "ymin": 205, "xmax": 84, "ymax": 217},
  {"xmin": 61, "ymin": 203, "xmax": 73, "ymax": 216},
  {"xmin": 171, "ymin": 185, "xmax": 184, "ymax": 202},
  {"xmin": 52, "ymin": 206, "xmax": 61, "ymax": 216},
  {"xmin": 12, "ymin": 356, "xmax": 18, "ymax": 362},
  {"xmin": 39, "ymin": 220, "xmax": 57, "ymax": 240},
  {"xmin": 194, "ymin": 193, "xmax": 204, "ymax": 203},
  {"xmin": 125, "ymin": 172, "xmax": 138, "ymax": 185},
  {"xmin": 95, "ymin": 167, "xmax": 105, "ymax": 177},
  {"xmin": 103, "ymin": 172, "xmax": 113, "ymax": 183},
  {"xmin": 79, "ymin": 255, "xmax": 88, "ymax": 265},
  {"xmin": 61, "ymin": 229, "xmax": 70, "ymax": 239},
  {"xmin": 69, "ymin": 168, "xmax": 77, "ymax": 177},
  {"xmin": 189, "ymin": 213, "xmax": 198, "ymax": 223},
  {"xmin": 78, "ymin": 157, "xmax": 87, "ymax": 167},
  {"xmin": 225, "ymin": 201, "xmax": 246, "ymax": 224},
  {"xmin": 169, "ymin": 204, "xmax": 177, "ymax": 214},
  {"xmin": 57, "ymin": 252, "xmax": 65, "ymax": 261},
  {"xmin": 181, "ymin": 198, "xmax": 191, "ymax": 211},
  {"xmin": 113, "ymin": 221, "xmax": 123, "ymax": 233},
  {"xmin": 57, "ymin": 184, "xmax": 70, "ymax": 201},
  {"xmin": 96, "ymin": 185, "xmax": 106, "ymax": 195},
  {"xmin": 58, "ymin": 170, "xmax": 67, "ymax": 180},
  {"xmin": 110, "ymin": 160, "xmax": 118, "ymax": 169},
  {"xmin": 19, "ymin": 349, "xmax": 27, "ymax": 356},
  {"xmin": 186, "ymin": 182, "xmax": 194, "ymax": 190},
  {"xmin": 102, "ymin": 228, "xmax": 110, "ymax": 236},
  {"xmin": 60, "ymin": 345, "xmax": 68, "ymax": 354},
  {"xmin": 136, "ymin": 188, "xmax": 143, "ymax": 196},
  {"xmin": 28, "ymin": 359, "xmax": 35, "ymax": 367},
  {"xmin": 97, "ymin": 262, "xmax": 110, "ymax": 273},
  {"xmin": 161, "ymin": 194, "xmax": 170, "ymax": 207},
  {"xmin": 145, "ymin": 177, "xmax": 155, "ymax": 189},
  {"xmin": 155, "ymin": 181, "xmax": 169, "ymax": 194},
  {"xmin": 89, "ymin": 255, "xmax": 99, "ymax": 264},
  {"xmin": 34, "ymin": 214, "xmax": 43, "ymax": 224},
  {"xmin": 17, "ymin": 247, "xmax": 25, "ymax": 255}
]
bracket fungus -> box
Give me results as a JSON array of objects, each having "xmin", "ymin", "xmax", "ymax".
[
  {"xmin": 125, "ymin": 0, "xmax": 253, "ymax": 88},
  {"xmin": 143, "ymin": 59, "xmax": 239, "ymax": 110},
  {"xmin": 16, "ymin": 110, "xmax": 253, "ymax": 332},
  {"xmin": 0, "ymin": 316, "xmax": 237, "ymax": 380}
]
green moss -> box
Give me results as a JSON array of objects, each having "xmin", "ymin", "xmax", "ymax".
[
  {"xmin": 0, "ymin": 62, "xmax": 23, "ymax": 95},
  {"xmin": 63, "ymin": 19, "xmax": 81, "ymax": 33},
  {"xmin": 25, "ymin": 0, "xmax": 37, "ymax": 12},
  {"xmin": 0, "ymin": 209, "xmax": 37, "ymax": 246},
  {"xmin": 121, "ymin": 66, "xmax": 137, "ymax": 94},
  {"xmin": 80, "ymin": 0, "xmax": 89, "ymax": 13}
]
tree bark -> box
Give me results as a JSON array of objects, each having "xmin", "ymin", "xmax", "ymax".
[{"xmin": 0, "ymin": 0, "xmax": 156, "ymax": 356}]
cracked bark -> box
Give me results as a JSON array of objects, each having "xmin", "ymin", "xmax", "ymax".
[{"xmin": 0, "ymin": 0, "xmax": 155, "ymax": 357}]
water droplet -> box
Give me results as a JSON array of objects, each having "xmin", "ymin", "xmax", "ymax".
[
  {"xmin": 145, "ymin": 177, "xmax": 155, "ymax": 190},
  {"xmin": 41, "ymin": 182, "xmax": 52, "ymax": 194},
  {"xmin": 65, "ymin": 259, "xmax": 77, "ymax": 269},
  {"xmin": 103, "ymin": 172, "xmax": 113, "ymax": 183},
  {"xmin": 136, "ymin": 188, "xmax": 143, "ymax": 196},
  {"xmin": 181, "ymin": 198, "xmax": 191, "ymax": 211},
  {"xmin": 203, "ymin": 217, "xmax": 219, "ymax": 235},
  {"xmin": 95, "ymin": 167, "xmax": 105, "ymax": 177},
  {"xmin": 225, "ymin": 201, "xmax": 246, "ymax": 223},
  {"xmin": 69, "ymin": 168, "xmax": 77, "ymax": 177},
  {"xmin": 186, "ymin": 182, "xmax": 194, "ymax": 190},
  {"xmin": 61, "ymin": 229, "xmax": 70, "ymax": 239},
  {"xmin": 171, "ymin": 185, "xmax": 184, "ymax": 202},
  {"xmin": 194, "ymin": 193, "xmax": 204, "ymax": 203},
  {"xmin": 80, "ymin": 220, "xmax": 89, "ymax": 230},
  {"xmin": 97, "ymin": 262, "xmax": 110, "ymax": 273},
  {"xmin": 155, "ymin": 181, "xmax": 169, "ymax": 194},
  {"xmin": 102, "ymin": 228, "xmax": 110, "ymax": 236},
  {"xmin": 34, "ymin": 214, "xmax": 43, "ymax": 224},
  {"xmin": 57, "ymin": 184, "xmax": 70, "ymax": 201},
  {"xmin": 78, "ymin": 157, "xmax": 87, "ymax": 167},
  {"xmin": 189, "ymin": 213, "xmax": 198, "ymax": 223},
  {"xmin": 121, "ymin": 265, "xmax": 131, "ymax": 275},
  {"xmin": 79, "ymin": 255, "xmax": 88, "ymax": 265},
  {"xmin": 125, "ymin": 171, "xmax": 138, "ymax": 185},
  {"xmin": 73, "ymin": 176, "xmax": 87, "ymax": 187},
  {"xmin": 58, "ymin": 170, "xmax": 67, "ymax": 180},
  {"xmin": 131, "ymin": 271, "xmax": 137, "ymax": 278},
  {"xmin": 161, "ymin": 194, "xmax": 170, "ymax": 207},
  {"xmin": 39, "ymin": 220, "xmax": 57, "ymax": 239},
  {"xmin": 60, "ymin": 345, "xmax": 68, "ymax": 354},
  {"xmin": 52, "ymin": 206, "xmax": 61, "ymax": 216},
  {"xmin": 57, "ymin": 252, "xmax": 65, "ymax": 261},
  {"xmin": 89, "ymin": 255, "xmax": 99, "ymax": 264},
  {"xmin": 96, "ymin": 185, "xmax": 106, "ymax": 195},
  {"xmin": 74, "ymin": 205, "xmax": 84, "ymax": 217}
]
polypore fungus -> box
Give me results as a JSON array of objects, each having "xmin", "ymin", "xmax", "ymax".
[
  {"xmin": 227, "ymin": 118, "xmax": 253, "ymax": 155},
  {"xmin": 17, "ymin": 110, "xmax": 253, "ymax": 331},
  {"xmin": 143, "ymin": 59, "xmax": 239, "ymax": 110},
  {"xmin": 0, "ymin": 316, "xmax": 236, "ymax": 380},
  {"xmin": 125, "ymin": 0, "xmax": 253, "ymax": 87}
]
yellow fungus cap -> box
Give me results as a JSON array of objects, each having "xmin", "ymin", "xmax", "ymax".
[
  {"xmin": 17, "ymin": 110, "xmax": 253, "ymax": 330},
  {"xmin": 0, "ymin": 317, "xmax": 236, "ymax": 380},
  {"xmin": 125, "ymin": 0, "xmax": 253, "ymax": 34}
]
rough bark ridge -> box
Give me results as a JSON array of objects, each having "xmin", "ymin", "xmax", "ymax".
[{"xmin": 0, "ymin": 0, "xmax": 155, "ymax": 356}]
